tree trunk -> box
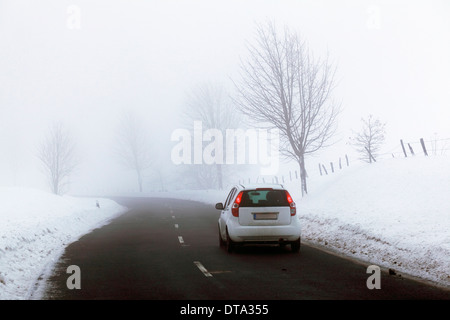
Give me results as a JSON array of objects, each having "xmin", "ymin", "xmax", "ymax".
[
  {"xmin": 299, "ymin": 156, "xmax": 308, "ymax": 196},
  {"xmin": 137, "ymin": 169, "xmax": 143, "ymax": 192}
]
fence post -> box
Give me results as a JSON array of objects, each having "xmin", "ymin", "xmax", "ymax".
[
  {"xmin": 400, "ymin": 139, "xmax": 408, "ymax": 157},
  {"xmin": 420, "ymin": 138, "xmax": 428, "ymax": 156},
  {"xmin": 345, "ymin": 154, "xmax": 349, "ymax": 166},
  {"xmin": 339, "ymin": 157, "xmax": 342, "ymax": 169},
  {"xmin": 408, "ymin": 143, "xmax": 415, "ymax": 156},
  {"xmin": 321, "ymin": 164, "xmax": 328, "ymax": 175},
  {"xmin": 319, "ymin": 163, "xmax": 323, "ymax": 176},
  {"xmin": 330, "ymin": 162, "xmax": 334, "ymax": 173}
]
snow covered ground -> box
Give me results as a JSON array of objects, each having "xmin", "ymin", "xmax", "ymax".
[
  {"xmin": 297, "ymin": 155, "xmax": 450, "ymax": 289},
  {"xmin": 0, "ymin": 188, "xmax": 127, "ymax": 300},
  {"xmin": 0, "ymin": 155, "xmax": 449, "ymax": 300}
]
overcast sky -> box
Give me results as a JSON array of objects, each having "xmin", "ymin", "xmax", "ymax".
[{"xmin": 1, "ymin": 0, "xmax": 449, "ymax": 193}]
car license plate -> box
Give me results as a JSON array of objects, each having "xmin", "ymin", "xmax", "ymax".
[{"xmin": 253, "ymin": 212, "xmax": 278, "ymax": 220}]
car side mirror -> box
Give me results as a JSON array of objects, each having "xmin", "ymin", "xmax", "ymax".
[{"xmin": 215, "ymin": 202, "xmax": 224, "ymax": 210}]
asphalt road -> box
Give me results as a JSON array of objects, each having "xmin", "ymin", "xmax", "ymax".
[{"xmin": 39, "ymin": 197, "xmax": 450, "ymax": 301}]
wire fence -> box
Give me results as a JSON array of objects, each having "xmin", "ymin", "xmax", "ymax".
[
  {"xmin": 236, "ymin": 136, "xmax": 450, "ymax": 185},
  {"xmin": 377, "ymin": 137, "xmax": 450, "ymax": 159}
]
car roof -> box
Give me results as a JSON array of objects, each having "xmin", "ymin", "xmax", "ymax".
[{"xmin": 236, "ymin": 183, "xmax": 286, "ymax": 190}]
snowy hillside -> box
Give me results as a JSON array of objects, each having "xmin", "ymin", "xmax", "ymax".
[
  {"xmin": 163, "ymin": 155, "xmax": 450, "ymax": 289},
  {"xmin": 296, "ymin": 155, "xmax": 450, "ymax": 288},
  {"xmin": 0, "ymin": 188, "xmax": 127, "ymax": 300}
]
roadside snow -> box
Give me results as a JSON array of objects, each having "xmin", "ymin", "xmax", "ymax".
[
  {"xmin": 0, "ymin": 188, "xmax": 127, "ymax": 300},
  {"xmin": 156, "ymin": 156, "xmax": 450, "ymax": 289},
  {"xmin": 296, "ymin": 156, "xmax": 450, "ymax": 289}
]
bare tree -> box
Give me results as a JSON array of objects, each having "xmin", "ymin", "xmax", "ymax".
[
  {"xmin": 233, "ymin": 22, "xmax": 340, "ymax": 196},
  {"xmin": 351, "ymin": 114, "xmax": 386, "ymax": 163},
  {"xmin": 38, "ymin": 122, "xmax": 78, "ymax": 195},
  {"xmin": 114, "ymin": 111, "xmax": 153, "ymax": 192},
  {"xmin": 181, "ymin": 164, "xmax": 219, "ymax": 190},
  {"xmin": 183, "ymin": 83, "xmax": 238, "ymax": 190}
]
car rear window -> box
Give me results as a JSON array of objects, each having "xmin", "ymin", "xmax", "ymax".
[{"xmin": 240, "ymin": 189, "xmax": 289, "ymax": 207}]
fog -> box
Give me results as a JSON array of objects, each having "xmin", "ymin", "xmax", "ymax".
[{"xmin": 1, "ymin": 0, "xmax": 449, "ymax": 194}]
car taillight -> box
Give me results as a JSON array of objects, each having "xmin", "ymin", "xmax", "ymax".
[
  {"xmin": 232, "ymin": 191, "xmax": 243, "ymax": 217},
  {"xmin": 285, "ymin": 191, "xmax": 296, "ymax": 216}
]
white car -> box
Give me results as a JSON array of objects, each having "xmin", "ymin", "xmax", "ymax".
[{"xmin": 215, "ymin": 184, "xmax": 301, "ymax": 253}]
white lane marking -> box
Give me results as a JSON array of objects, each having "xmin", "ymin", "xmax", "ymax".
[
  {"xmin": 172, "ymin": 216, "xmax": 176, "ymax": 219},
  {"xmin": 178, "ymin": 236, "xmax": 184, "ymax": 244},
  {"xmin": 194, "ymin": 261, "xmax": 213, "ymax": 277},
  {"xmin": 174, "ymin": 224, "xmax": 179, "ymax": 229},
  {"xmin": 209, "ymin": 270, "xmax": 232, "ymax": 274}
]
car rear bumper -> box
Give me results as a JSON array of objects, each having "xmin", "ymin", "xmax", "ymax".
[{"xmin": 227, "ymin": 217, "xmax": 301, "ymax": 243}]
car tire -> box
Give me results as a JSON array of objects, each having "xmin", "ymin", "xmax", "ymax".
[
  {"xmin": 226, "ymin": 229, "xmax": 234, "ymax": 253},
  {"xmin": 291, "ymin": 237, "xmax": 301, "ymax": 253},
  {"xmin": 219, "ymin": 225, "xmax": 226, "ymax": 247}
]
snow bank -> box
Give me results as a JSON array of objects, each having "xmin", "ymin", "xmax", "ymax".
[
  {"xmin": 156, "ymin": 156, "xmax": 450, "ymax": 288},
  {"xmin": 295, "ymin": 156, "xmax": 450, "ymax": 288},
  {"xmin": 0, "ymin": 188, "xmax": 127, "ymax": 300}
]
